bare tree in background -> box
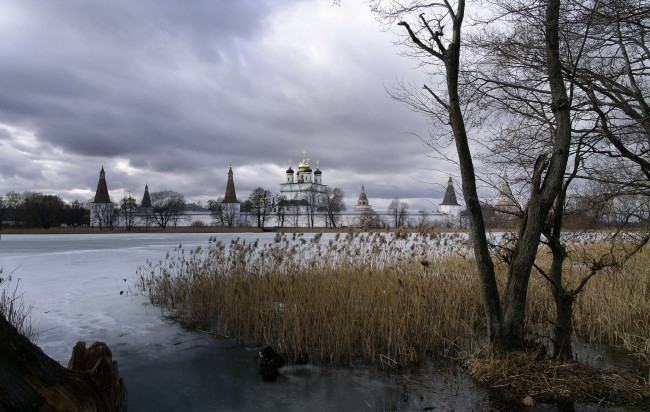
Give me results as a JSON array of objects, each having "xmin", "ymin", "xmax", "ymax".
[
  {"xmin": 20, "ymin": 193, "xmax": 67, "ymax": 229},
  {"xmin": 207, "ymin": 198, "xmax": 224, "ymax": 226},
  {"xmin": 222, "ymin": 203, "xmax": 240, "ymax": 228},
  {"xmin": 323, "ymin": 187, "xmax": 346, "ymax": 228},
  {"xmin": 118, "ymin": 197, "xmax": 138, "ymax": 231},
  {"xmin": 388, "ymin": 198, "xmax": 409, "ymax": 227},
  {"xmin": 274, "ymin": 194, "xmax": 288, "ymax": 228},
  {"xmin": 249, "ymin": 187, "xmax": 273, "ymax": 229},
  {"xmin": 150, "ymin": 190, "xmax": 185, "ymax": 229},
  {"xmin": 3, "ymin": 191, "xmax": 23, "ymax": 228}
]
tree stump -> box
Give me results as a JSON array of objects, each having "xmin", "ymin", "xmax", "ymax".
[
  {"xmin": 0, "ymin": 314, "xmax": 127, "ymax": 411},
  {"xmin": 259, "ymin": 345, "xmax": 286, "ymax": 381}
]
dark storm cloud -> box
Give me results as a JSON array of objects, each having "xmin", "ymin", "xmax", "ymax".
[{"xmin": 0, "ymin": 0, "xmax": 453, "ymax": 209}]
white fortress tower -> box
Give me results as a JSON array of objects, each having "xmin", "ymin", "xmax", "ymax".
[
  {"xmin": 90, "ymin": 166, "xmax": 115, "ymax": 228},
  {"xmin": 354, "ymin": 185, "xmax": 373, "ymax": 211},
  {"xmin": 438, "ymin": 176, "xmax": 462, "ymax": 219}
]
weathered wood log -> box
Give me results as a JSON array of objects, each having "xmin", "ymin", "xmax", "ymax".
[{"xmin": 0, "ymin": 314, "xmax": 127, "ymax": 411}]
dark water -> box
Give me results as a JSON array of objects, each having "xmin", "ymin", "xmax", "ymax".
[
  {"xmin": 116, "ymin": 328, "xmax": 490, "ymax": 411},
  {"xmin": 114, "ymin": 325, "xmax": 645, "ymax": 411}
]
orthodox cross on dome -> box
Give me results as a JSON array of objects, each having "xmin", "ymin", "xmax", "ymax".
[
  {"xmin": 288, "ymin": 159, "xmax": 292, "ymax": 168},
  {"xmin": 316, "ymin": 160, "xmax": 319, "ymax": 169}
]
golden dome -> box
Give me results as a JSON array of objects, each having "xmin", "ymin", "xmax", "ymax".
[{"xmin": 298, "ymin": 150, "xmax": 310, "ymax": 170}]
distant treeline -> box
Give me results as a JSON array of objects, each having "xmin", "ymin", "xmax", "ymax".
[{"xmin": 0, "ymin": 191, "xmax": 89, "ymax": 229}]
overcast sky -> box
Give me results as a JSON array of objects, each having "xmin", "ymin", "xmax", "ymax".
[{"xmin": 0, "ymin": 0, "xmax": 464, "ymax": 211}]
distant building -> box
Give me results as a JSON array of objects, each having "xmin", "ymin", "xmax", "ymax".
[
  {"xmin": 90, "ymin": 166, "xmax": 115, "ymax": 228},
  {"xmin": 354, "ymin": 185, "xmax": 373, "ymax": 212},
  {"xmin": 138, "ymin": 184, "xmax": 153, "ymax": 227},
  {"xmin": 438, "ymin": 176, "xmax": 462, "ymax": 223},
  {"xmin": 86, "ymin": 163, "xmax": 468, "ymax": 229},
  {"xmin": 495, "ymin": 172, "xmax": 519, "ymax": 227},
  {"xmin": 141, "ymin": 184, "xmax": 152, "ymax": 208},
  {"xmin": 280, "ymin": 151, "xmax": 328, "ymax": 212},
  {"xmin": 221, "ymin": 165, "xmax": 241, "ymax": 227}
]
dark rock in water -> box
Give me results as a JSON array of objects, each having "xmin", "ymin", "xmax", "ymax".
[{"xmin": 259, "ymin": 346, "xmax": 286, "ymax": 381}]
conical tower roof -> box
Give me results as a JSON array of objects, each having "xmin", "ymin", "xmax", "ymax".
[
  {"xmin": 224, "ymin": 165, "xmax": 238, "ymax": 203},
  {"xmin": 141, "ymin": 184, "xmax": 152, "ymax": 208},
  {"xmin": 440, "ymin": 176, "xmax": 459, "ymax": 206},
  {"xmin": 358, "ymin": 185, "xmax": 368, "ymax": 204},
  {"xmin": 93, "ymin": 166, "xmax": 111, "ymax": 203}
]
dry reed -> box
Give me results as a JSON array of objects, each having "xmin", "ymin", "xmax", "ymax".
[
  {"xmin": 137, "ymin": 230, "xmax": 649, "ymax": 367},
  {"xmin": 515, "ymin": 233, "xmax": 650, "ymax": 359},
  {"xmin": 137, "ymin": 230, "xmax": 484, "ymax": 366},
  {"xmin": 467, "ymin": 350, "xmax": 649, "ymax": 408},
  {"xmin": 0, "ymin": 268, "xmax": 36, "ymax": 341}
]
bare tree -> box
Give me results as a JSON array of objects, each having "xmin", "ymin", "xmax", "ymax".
[
  {"xmin": 323, "ymin": 187, "xmax": 346, "ymax": 228},
  {"xmin": 289, "ymin": 200, "xmax": 302, "ymax": 227},
  {"xmin": 418, "ymin": 209, "xmax": 431, "ymax": 228},
  {"xmin": 373, "ymin": 0, "xmax": 573, "ymax": 351},
  {"xmin": 3, "ymin": 191, "xmax": 23, "ymax": 227},
  {"xmin": 274, "ymin": 194, "xmax": 288, "ymax": 228},
  {"xmin": 150, "ymin": 190, "xmax": 185, "ymax": 229},
  {"xmin": 20, "ymin": 193, "xmax": 67, "ymax": 229},
  {"xmin": 90, "ymin": 202, "xmax": 116, "ymax": 230},
  {"xmin": 426, "ymin": 0, "xmax": 650, "ymax": 359},
  {"xmin": 0, "ymin": 195, "xmax": 5, "ymax": 238},
  {"xmin": 249, "ymin": 187, "xmax": 273, "ymax": 229},
  {"xmin": 62, "ymin": 200, "xmax": 87, "ymax": 227},
  {"xmin": 570, "ymin": 0, "xmax": 650, "ymax": 183},
  {"xmin": 360, "ymin": 210, "xmax": 383, "ymax": 228},
  {"xmin": 388, "ymin": 198, "xmax": 409, "ymax": 227},
  {"xmin": 461, "ymin": 0, "xmax": 650, "ymax": 359},
  {"xmin": 118, "ymin": 197, "xmax": 138, "ymax": 231},
  {"xmin": 305, "ymin": 191, "xmax": 318, "ymax": 228},
  {"xmin": 207, "ymin": 198, "xmax": 224, "ymax": 226},
  {"xmin": 222, "ymin": 203, "xmax": 240, "ymax": 228}
]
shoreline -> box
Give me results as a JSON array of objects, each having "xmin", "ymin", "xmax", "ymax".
[{"xmin": 0, "ymin": 226, "xmax": 475, "ymax": 235}]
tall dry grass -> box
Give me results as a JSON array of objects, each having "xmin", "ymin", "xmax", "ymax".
[
  {"xmin": 520, "ymin": 233, "xmax": 650, "ymax": 358},
  {"xmin": 137, "ymin": 230, "xmax": 485, "ymax": 366},
  {"xmin": 137, "ymin": 230, "xmax": 649, "ymax": 367},
  {"xmin": 0, "ymin": 268, "xmax": 36, "ymax": 340}
]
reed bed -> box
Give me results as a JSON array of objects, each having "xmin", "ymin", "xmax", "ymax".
[
  {"xmin": 0, "ymin": 269, "xmax": 36, "ymax": 341},
  {"xmin": 520, "ymin": 233, "xmax": 650, "ymax": 358},
  {"xmin": 137, "ymin": 230, "xmax": 484, "ymax": 366},
  {"xmin": 137, "ymin": 229, "xmax": 649, "ymax": 367}
]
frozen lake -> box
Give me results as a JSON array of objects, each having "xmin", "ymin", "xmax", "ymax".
[{"xmin": 0, "ymin": 233, "xmax": 488, "ymax": 411}]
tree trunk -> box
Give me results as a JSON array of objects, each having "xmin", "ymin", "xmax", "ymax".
[
  {"xmin": 443, "ymin": 4, "xmax": 507, "ymax": 351},
  {"xmin": 502, "ymin": 0, "xmax": 573, "ymax": 348},
  {"xmin": 0, "ymin": 314, "xmax": 127, "ymax": 411},
  {"xmin": 553, "ymin": 291, "xmax": 574, "ymax": 361},
  {"xmin": 547, "ymin": 224, "xmax": 574, "ymax": 361}
]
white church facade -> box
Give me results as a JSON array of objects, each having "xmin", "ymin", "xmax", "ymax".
[{"xmin": 280, "ymin": 151, "xmax": 327, "ymax": 210}]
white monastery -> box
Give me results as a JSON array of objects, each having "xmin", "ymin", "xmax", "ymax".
[{"xmin": 89, "ymin": 152, "xmax": 464, "ymax": 228}]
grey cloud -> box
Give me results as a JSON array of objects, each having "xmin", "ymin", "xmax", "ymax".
[{"xmin": 0, "ymin": 0, "xmax": 452, "ymax": 206}]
